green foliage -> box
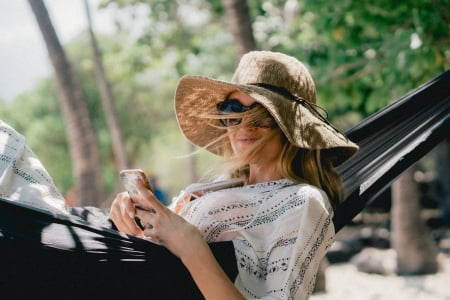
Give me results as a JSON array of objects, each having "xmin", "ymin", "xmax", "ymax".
[
  {"xmin": 3, "ymin": 0, "xmax": 448, "ymax": 200},
  {"xmin": 0, "ymin": 79, "xmax": 73, "ymax": 193},
  {"xmin": 296, "ymin": 0, "xmax": 448, "ymax": 120}
]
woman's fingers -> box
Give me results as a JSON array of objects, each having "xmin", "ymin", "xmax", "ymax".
[
  {"xmin": 109, "ymin": 179, "xmax": 162, "ymax": 237},
  {"xmin": 132, "ymin": 178, "xmax": 163, "ymax": 211},
  {"xmin": 110, "ymin": 192, "xmax": 142, "ymax": 235},
  {"xmin": 111, "ymin": 178, "xmax": 199, "ymax": 255},
  {"xmin": 135, "ymin": 206, "xmax": 164, "ymax": 245},
  {"xmin": 135, "ymin": 206, "xmax": 158, "ymax": 229},
  {"xmin": 128, "ymin": 181, "xmax": 205, "ymax": 258}
]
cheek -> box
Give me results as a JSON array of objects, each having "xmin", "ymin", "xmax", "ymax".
[
  {"xmin": 229, "ymin": 132, "xmax": 240, "ymax": 153},
  {"xmin": 266, "ymin": 136, "xmax": 284, "ymax": 157}
]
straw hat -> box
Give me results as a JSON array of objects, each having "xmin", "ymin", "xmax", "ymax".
[{"xmin": 174, "ymin": 51, "xmax": 358, "ymax": 166}]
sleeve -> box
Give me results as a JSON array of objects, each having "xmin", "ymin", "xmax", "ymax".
[
  {"xmin": 233, "ymin": 186, "xmax": 335, "ymax": 300},
  {"xmin": 0, "ymin": 120, "xmax": 69, "ymax": 215},
  {"xmin": 278, "ymin": 188, "xmax": 335, "ymax": 299}
]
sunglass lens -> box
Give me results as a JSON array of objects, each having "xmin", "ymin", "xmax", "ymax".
[
  {"xmin": 217, "ymin": 100, "xmax": 244, "ymax": 127},
  {"xmin": 217, "ymin": 100, "xmax": 274, "ymax": 128},
  {"xmin": 230, "ymin": 101, "xmax": 244, "ymax": 112},
  {"xmin": 217, "ymin": 100, "xmax": 245, "ymax": 113}
]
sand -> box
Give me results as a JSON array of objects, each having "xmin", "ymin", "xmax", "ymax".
[{"xmin": 310, "ymin": 253, "xmax": 450, "ymax": 300}]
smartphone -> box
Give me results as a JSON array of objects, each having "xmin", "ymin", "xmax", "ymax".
[
  {"xmin": 119, "ymin": 169, "xmax": 153, "ymax": 231},
  {"xmin": 119, "ymin": 169, "xmax": 153, "ymax": 195}
]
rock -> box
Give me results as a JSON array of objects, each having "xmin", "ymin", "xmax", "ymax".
[
  {"xmin": 350, "ymin": 247, "xmax": 397, "ymax": 275},
  {"xmin": 326, "ymin": 239, "xmax": 363, "ymax": 263}
]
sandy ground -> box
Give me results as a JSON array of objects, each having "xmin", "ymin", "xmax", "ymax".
[{"xmin": 310, "ymin": 253, "xmax": 450, "ymax": 300}]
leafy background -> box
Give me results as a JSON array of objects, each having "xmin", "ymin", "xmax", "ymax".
[{"xmin": 0, "ymin": 0, "xmax": 448, "ymax": 206}]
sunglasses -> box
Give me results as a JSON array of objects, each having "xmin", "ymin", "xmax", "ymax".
[{"xmin": 216, "ymin": 99, "xmax": 277, "ymax": 128}]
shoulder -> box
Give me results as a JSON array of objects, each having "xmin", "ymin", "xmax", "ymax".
[
  {"xmin": 281, "ymin": 183, "xmax": 333, "ymax": 214},
  {"xmin": 296, "ymin": 184, "xmax": 328, "ymax": 200},
  {"xmin": 275, "ymin": 180, "xmax": 326, "ymax": 199}
]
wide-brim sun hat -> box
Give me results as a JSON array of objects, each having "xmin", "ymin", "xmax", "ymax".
[{"xmin": 174, "ymin": 51, "xmax": 359, "ymax": 166}]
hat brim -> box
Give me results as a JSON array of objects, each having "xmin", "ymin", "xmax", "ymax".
[{"xmin": 174, "ymin": 75, "xmax": 358, "ymax": 166}]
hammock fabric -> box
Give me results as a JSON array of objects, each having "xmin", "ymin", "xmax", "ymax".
[
  {"xmin": 0, "ymin": 199, "xmax": 237, "ymax": 299},
  {"xmin": 334, "ymin": 69, "xmax": 450, "ymax": 231},
  {"xmin": 1, "ymin": 70, "xmax": 449, "ymax": 299}
]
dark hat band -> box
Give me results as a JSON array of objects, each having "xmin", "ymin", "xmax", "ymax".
[
  {"xmin": 249, "ymin": 83, "xmax": 304, "ymax": 103},
  {"xmin": 249, "ymin": 83, "xmax": 346, "ymax": 139}
]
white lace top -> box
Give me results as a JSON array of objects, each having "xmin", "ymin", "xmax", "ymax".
[
  {"xmin": 173, "ymin": 179, "xmax": 335, "ymax": 300},
  {"xmin": 0, "ymin": 120, "xmax": 68, "ymax": 215}
]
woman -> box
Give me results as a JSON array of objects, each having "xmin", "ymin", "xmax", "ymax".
[{"xmin": 110, "ymin": 51, "xmax": 359, "ymax": 299}]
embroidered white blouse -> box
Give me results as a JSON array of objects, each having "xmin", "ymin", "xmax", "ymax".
[
  {"xmin": 0, "ymin": 120, "xmax": 68, "ymax": 215},
  {"xmin": 173, "ymin": 179, "xmax": 335, "ymax": 300}
]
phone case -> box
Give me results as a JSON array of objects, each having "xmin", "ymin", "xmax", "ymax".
[{"xmin": 119, "ymin": 169, "xmax": 153, "ymax": 195}]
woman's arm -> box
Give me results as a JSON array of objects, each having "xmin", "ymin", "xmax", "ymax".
[
  {"xmin": 110, "ymin": 179, "xmax": 245, "ymax": 300},
  {"xmin": 178, "ymin": 232, "xmax": 245, "ymax": 300}
]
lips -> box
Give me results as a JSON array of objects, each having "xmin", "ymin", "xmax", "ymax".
[{"xmin": 236, "ymin": 136, "xmax": 259, "ymax": 143}]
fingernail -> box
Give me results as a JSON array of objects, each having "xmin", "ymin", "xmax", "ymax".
[{"xmin": 134, "ymin": 216, "xmax": 145, "ymax": 230}]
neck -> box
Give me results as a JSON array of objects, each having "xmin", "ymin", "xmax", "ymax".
[{"xmin": 247, "ymin": 164, "xmax": 283, "ymax": 185}]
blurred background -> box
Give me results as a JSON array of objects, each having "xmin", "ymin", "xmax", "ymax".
[
  {"xmin": 0, "ymin": 1, "xmax": 449, "ymax": 297},
  {"xmin": 2, "ymin": 0, "xmax": 447, "ymax": 205}
]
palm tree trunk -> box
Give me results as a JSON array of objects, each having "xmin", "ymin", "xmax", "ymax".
[
  {"xmin": 221, "ymin": 0, "xmax": 257, "ymax": 61},
  {"xmin": 435, "ymin": 138, "xmax": 450, "ymax": 225},
  {"xmin": 28, "ymin": 0, "xmax": 105, "ymax": 206},
  {"xmin": 391, "ymin": 164, "xmax": 439, "ymax": 275},
  {"xmin": 84, "ymin": 0, "xmax": 130, "ymax": 172}
]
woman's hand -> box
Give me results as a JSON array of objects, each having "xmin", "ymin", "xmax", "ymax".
[
  {"xmin": 111, "ymin": 179, "xmax": 245, "ymax": 299},
  {"xmin": 134, "ymin": 178, "xmax": 205, "ymax": 260},
  {"xmin": 110, "ymin": 179, "xmax": 205, "ymax": 260},
  {"xmin": 109, "ymin": 191, "xmax": 143, "ymax": 236}
]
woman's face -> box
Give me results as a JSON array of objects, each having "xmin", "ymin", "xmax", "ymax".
[{"xmin": 225, "ymin": 91, "xmax": 284, "ymax": 166}]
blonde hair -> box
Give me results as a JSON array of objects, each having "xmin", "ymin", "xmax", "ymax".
[{"xmin": 280, "ymin": 144, "xmax": 344, "ymax": 209}]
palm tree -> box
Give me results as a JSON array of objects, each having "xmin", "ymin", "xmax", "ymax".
[
  {"xmin": 391, "ymin": 164, "xmax": 439, "ymax": 274},
  {"xmin": 28, "ymin": 0, "xmax": 105, "ymax": 206},
  {"xmin": 84, "ymin": 0, "xmax": 130, "ymax": 173},
  {"xmin": 221, "ymin": 0, "xmax": 257, "ymax": 61}
]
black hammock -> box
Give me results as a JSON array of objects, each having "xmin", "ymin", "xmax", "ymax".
[{"xmin": 1, "ymin": 70, "xmax": 449, "ymax": 299}]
